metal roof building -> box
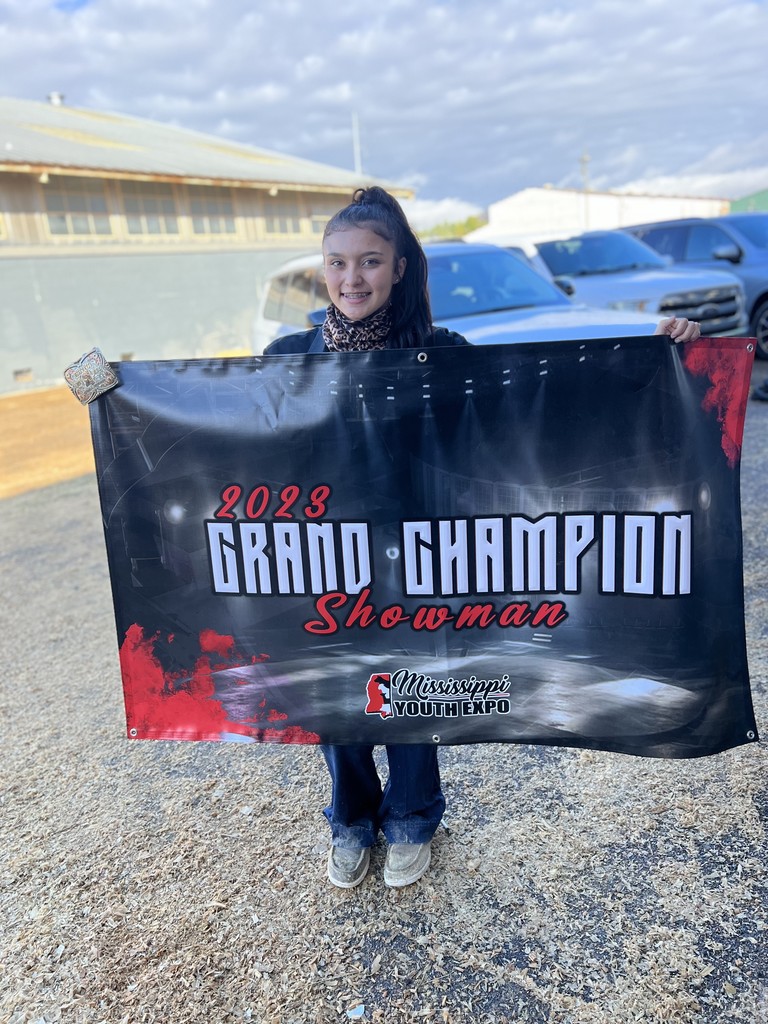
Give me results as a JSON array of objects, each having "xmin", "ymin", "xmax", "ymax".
[
  {"xmin": 0, "ymin": 96, "xmax": 407, "ymax": 391},
  {"xmin": 466, "ymin": 186, "xmax": 730, "ymax": 247},
  {"xmin": 0, "ymin": 95, "xmax": 406, "ymax": 257},
  {"xmin": 731, "ymin": 189, "xmax": 768, "ymax": 213},
  {"xmin": 0, "ymin": 95, "xmax": 392, "ymax": 193}
]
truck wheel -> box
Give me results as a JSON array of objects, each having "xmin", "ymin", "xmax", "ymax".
[{"xmin": 752, "ymin": 298, "xmax": 768, "ymax": 359}]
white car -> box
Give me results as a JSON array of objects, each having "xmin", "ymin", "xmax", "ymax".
[{"xmin": 252, "ymin": 241, "xmax": 665, "ymax": 354}]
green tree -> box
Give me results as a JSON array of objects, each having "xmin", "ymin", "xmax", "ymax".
[{"xmin": 421, "ymin": 215, "xmax": 487, "ymax": 240}]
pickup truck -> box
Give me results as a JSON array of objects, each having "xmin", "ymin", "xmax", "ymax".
[
  {"xmin": 533, "ymin": 230, "xmax": 747, "ymax": 339},
  {"xmin": 625, "ymin": 214, "xmax": 768, "ymax": 356}
]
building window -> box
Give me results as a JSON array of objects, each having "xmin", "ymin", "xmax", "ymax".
[
  {"xmin": 122, "ymin": 181, "xmax": 179, "ymax": 235},
  {"xmin": 264, "ymin": 196, "xmax": 304, "ymax": 235},
  {"xmin": 188, "ymin": 185, "xmax": 236, "ymax": 234},
  {"xmin": 43, "ymin": 176, "xmax": 112, "ymax": 236}
]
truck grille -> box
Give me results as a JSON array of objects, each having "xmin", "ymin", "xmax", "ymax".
[{"xmin": 658, "ymin": 285, "xmax": 745, "ymax": 336}]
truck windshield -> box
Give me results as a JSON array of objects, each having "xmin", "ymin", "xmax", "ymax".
[
  {"xmin": 537, "ymin": 233, "xmax": 667, "ymax": 277},
  {"xmin": 427, "ymin": 248, "xmax": 570, "ymax": 319}
]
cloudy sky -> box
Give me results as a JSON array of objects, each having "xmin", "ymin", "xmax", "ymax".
[{"xmin": 1, "ymin": 0, "xmax": 767, "ymax": 224}]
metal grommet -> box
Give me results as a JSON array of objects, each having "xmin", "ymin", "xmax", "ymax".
[
  {"xmin": 747, "ymin": 730, "xmax": 756, "ymax": 740},
  {"xmin": 747, "ymin": 343, "xmax": 755, "ymax": 353},
  {"xmin": 417, "ymin": 352, "xmax": 428, "ymax": 363},
  {"xmin": 129, "ymin": 728, "xmax": 138, "ymax": 738},
  {"xmin": 432, "ymin": 734, "xmax": 441, "ymax": 744}
]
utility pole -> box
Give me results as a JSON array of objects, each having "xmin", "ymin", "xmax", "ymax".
[
  {"xmin": 579, "ymin": 149, "xmax": 591, "ymax": 192},
  {"xmin": 580, "ymin": 149, "xmax": 591, "ymax": 230},
  {"xmin": 352, "ymin": 111, "xmax": 362, "ymax": 176}
]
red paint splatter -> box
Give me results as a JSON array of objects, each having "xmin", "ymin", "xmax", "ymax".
[
  {"xmin": 682, "ymin": 339, "xmax": 754, "ymax": 468},
  {"xmin": 120, "ymin": 624, "xmax": 230, "ymax": 740},
  {"xmin": 263, "ymin": 725, "xmax": 323, "ymax": 744},
  {"xmin": 199, "ymin": 628, "xmax": 236, "ymax": 659},
  {"xmin": 118, "ymin": 625, "xmax": 319, "ymax": 745}
]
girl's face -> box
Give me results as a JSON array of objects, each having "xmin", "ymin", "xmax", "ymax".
[{"xmin": 322, "ymin": 225, "xmax": 406, "ymax": 321}]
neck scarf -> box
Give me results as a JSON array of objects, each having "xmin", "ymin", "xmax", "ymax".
[{"xmin": 322, "ymin": 302, "xmax": 392, "ymax": 352}]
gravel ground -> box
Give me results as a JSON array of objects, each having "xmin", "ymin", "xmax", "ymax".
[{"xmin": 1, "ymin": 374, "xmax": 767, "ymax": 1024}]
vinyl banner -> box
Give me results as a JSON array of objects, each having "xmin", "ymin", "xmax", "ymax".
[{"xmin": 89, "ymin": 337, "xmax": 759, "ymax": 757}]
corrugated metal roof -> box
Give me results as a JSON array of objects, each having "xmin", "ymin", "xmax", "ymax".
[{"xmin": 0, "ymin": 96, "xmax": 403, "ymax": 193}]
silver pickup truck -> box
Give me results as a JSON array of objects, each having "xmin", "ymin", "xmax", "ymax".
[{"xmin": 533, "ymin": 230, "xmax": 747, "ymax": 338}]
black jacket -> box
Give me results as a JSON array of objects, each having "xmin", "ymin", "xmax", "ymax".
[{"xmin": 264, "ymin": 325, "xmax": 469, "ymax": 355}]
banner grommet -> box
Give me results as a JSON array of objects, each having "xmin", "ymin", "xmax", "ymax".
[{"xmin": 417, "ymin": 352, "xmax": 428, "ymax": 363}]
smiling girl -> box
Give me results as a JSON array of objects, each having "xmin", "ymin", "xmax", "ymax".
[
  {"xmin": 267, "ymin": 187, "xmax": 466, "ymax": 890},
  {"xmin": 266, "ymin": 186, "xmax": 468, "ymax": 357},
  {"xmin": 265, "ymin": 187, "xmax": 700, "ymax": 890}
]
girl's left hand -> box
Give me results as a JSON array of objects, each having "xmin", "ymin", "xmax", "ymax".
[{"xmin": 654, "ymin": 317, "xmax": 701, "ymax": 342}]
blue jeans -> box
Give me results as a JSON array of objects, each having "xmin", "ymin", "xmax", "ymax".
[{"xmin": 321, "ymin": 744, "xmax": 445, "ymax": 847}]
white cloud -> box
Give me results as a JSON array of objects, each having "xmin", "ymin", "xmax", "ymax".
[
  {"xmin": 312, "ymin": 82, "xmax": 354, "ymax": 105},
  {"xmin": 400, "ymin": 197, "xmax": 484, "ymax": 231},
  {"xmin": 294, "ymin": 54, "xmax": 325, "ymax": 81},
  {"xmin": 0, "ymin": 0, "xmax": 765, "ymax": 207},
  {"xmin": 619, "ymin": 169, "xmax": 768, "ymax": 202}
]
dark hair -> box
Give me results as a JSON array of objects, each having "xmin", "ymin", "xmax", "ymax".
[{"xmin": 323, "ymin": 186, "xmax": 432, "ymax": 349}]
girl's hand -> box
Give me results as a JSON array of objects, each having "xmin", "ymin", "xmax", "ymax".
[{"xmin": 654, "ymin": 317, "xmax": 701, "ymax": 343}]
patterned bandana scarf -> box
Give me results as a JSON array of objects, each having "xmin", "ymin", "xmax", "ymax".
[{"xmin": 322, "ymin": 302, "xmax": 392, "ymax": 352}]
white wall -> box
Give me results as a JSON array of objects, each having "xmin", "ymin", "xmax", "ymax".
[
  {"xmin": 0, "ymin": 248, "xmax": 308, "ymax": 393},
  {"xmin": 467, "ymin": 187, "xmax": 730, "ymax": 246}
]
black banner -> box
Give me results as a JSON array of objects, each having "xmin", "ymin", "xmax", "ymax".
[{"xmin": 90, "ymin": 336, "xmax": 759, "ymax": 757}]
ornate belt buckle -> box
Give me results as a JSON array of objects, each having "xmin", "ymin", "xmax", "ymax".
[{"xmin": 63, "ymin": 347, "xmax": 120, "ymax": 404}]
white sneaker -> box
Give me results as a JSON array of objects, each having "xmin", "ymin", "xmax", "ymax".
[
  {"xmin": 383, "ymin": 842, "xmax": 431, "ymax": 887},
  {"xmin": 327, "ymin": 846, "xmax": 370, "ymax": 888}
]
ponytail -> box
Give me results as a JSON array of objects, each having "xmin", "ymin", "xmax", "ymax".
[{"xmin": 323, "ymin": 187, "xmax": 432, "ymax": 348}]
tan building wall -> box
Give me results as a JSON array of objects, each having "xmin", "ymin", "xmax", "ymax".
[
  {"xmin": 0, "ymin": 96, "xmax": 411, "ymax": 391},
  {"xmin": 0, "ymin": 171, "xmax": 345, "ymax": 255},
  {"xmin": 0, "ymin": 172, "xmax": 354, "ymax": 392}
]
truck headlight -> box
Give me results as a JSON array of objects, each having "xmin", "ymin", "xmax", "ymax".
[{"xmin": 607, "ymin": 300, "xmax": 650, "ymax": 312}]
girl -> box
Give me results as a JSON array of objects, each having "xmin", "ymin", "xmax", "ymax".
[{"xmin": 266, "ymin": 187, "xmax": 700, "ymax": 889}]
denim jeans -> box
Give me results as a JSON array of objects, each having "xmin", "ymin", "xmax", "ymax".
[{"xmin": 321, "ymin": 743, "xmax": 445, "ymax": 847}]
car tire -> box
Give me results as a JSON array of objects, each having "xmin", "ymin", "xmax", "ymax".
[{"xmin": 751, "ymin": 298, "xmax": 768, "ymax": 359}]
